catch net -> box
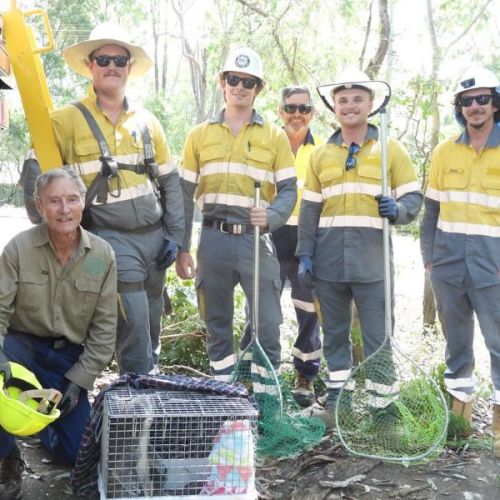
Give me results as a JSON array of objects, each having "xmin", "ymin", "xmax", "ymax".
[
  {"xmin": 335, "ymin": 342, "xmax": 448, "ymax": 462},
  {"xmin": 231, "ymin": 353, "xmax": 325, "ymax": 459}
]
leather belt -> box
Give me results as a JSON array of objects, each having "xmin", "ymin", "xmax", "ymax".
[{"xmin": 202, "ymin": 218, "xmax": 253, "ymax": 235}]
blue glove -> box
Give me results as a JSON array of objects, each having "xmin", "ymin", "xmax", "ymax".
[
  {"xmin": 298, "ymin": 256, "xmax": 316, "ymax": 289},
  {"xmin": 0, "ymin": 346, "xmax": 11, "ymax": 385},
  {"xmin": 375, "ymin": 195, "xmax": 399, "ymax": 222},
  {"xmin": 156, "ymin": 239, "xmax": 179, "ymax": 270},
  {"xmin": 59, "ymin": 381, "xmax": 82, "ymax": 418}
]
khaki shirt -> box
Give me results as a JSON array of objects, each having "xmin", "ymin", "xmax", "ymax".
[{"xmin": 0, "ymin": 224, "xmax": 117, "ymax": 389}]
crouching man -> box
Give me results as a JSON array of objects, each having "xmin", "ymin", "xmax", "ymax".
[{"xmin": 0, "ymin": 168, "xmax": 117, "ymax": 499}]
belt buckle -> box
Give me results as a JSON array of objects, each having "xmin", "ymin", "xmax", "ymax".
[
  {"xmin": 54, "ymin": 339, "xmax": 66, "ymax": 349},
  {"xmin": 219, "ymin": 221, "xmax": 230, "ymax": 234},
  {"xmin": 233, "ymin": 224, "xmax": 243, "ymax": 235}
]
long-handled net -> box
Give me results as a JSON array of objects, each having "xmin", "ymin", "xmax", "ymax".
[
  {"xmin": 334, "ymin": 107, "xmax": 448, "ymax": 462},
  {"xmin": 231, "ymin": 183, "xmax": 325, "ymax": 458},
  {"xmin": 231, "ymin": 182, "xmax": 283, "ymax": 425}
]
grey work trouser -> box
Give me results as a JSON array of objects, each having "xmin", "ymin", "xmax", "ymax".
[
  {"xmin": 315, "ymin": 278, "xmax": 396, "ymax": 396},
  {"xmin": 196, "ymin": 227, "xmax": 283, "ymax": 381},
  {"xmin": 431, "ymin": 273, "xmax": 500, "ymax": 404},
  {"xmin": 94, "ymin": 224, "xmax": 166, "ymax": 374}
]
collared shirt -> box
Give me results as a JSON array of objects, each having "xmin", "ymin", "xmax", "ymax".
[
  {"xmin": 0, "ymin": 224, "xmax": 117, "ymax": 389},
  {"xmin": 286, "ymin": 129, "xmax": 324, "ymax": 226},
  {"xmin": 420, "ymin": 124, "xmax": 500, "ymax": 288},
  {"xmin": 50, "ymin": 86, "xmax": 184, "ymax": 242},
  {"xmin": 179, "ymin": 108, "xmax": 297, "ymax": 250},
  {"xmin": 297, "ymin": 124, "xmax": 422, "ymax": 282}
]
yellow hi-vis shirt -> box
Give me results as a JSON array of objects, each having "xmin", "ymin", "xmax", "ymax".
[
  {"xmin": 421, "ymin": 125, "xmax": 500, "ymax": 288},
  {"xmin": 297, "ymin": 124, "xmax": 422, "ymax": 283},
  {"xmin": 50, "ymin": 86, "xmax": 182, "ymax": 237},
  {"xmin": 180, "ymin": 109, "xmax": 297, "ymax": 250},
  {"xmin": 286, "ymin": 129, "xmax": 324, "ymax": 226}
]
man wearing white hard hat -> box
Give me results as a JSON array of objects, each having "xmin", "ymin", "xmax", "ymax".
[
  {"xmin": 176, "ymin": 47, "xmax": 296, "ymax": 381},
  {"xmin": 43, "ymin": 23, "xmax": 184, "ymax": 375},
  {"xmin": 420, "ymin": 66, "xmax": 500, "ymax": 454},
  {"xmin": 297, "ymin": 69, "xmax": 422, "ymax": 428}
]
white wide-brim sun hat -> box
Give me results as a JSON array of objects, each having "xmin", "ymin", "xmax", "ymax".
[
  {"xmin": 317, "ymin": 68, "xmax": 391, "ymax": 117},
  {"xmin": 63, "ymin": 22, "xmax": 153, "ymax": 80}
]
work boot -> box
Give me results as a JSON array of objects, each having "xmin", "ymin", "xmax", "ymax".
[
  {"xmin": 492, "ymin": 404, "xmax": 500, "ymax": 458},
  {"xmin": 292, "ymin": 373, "xmax": 315, "ymax": 408},
  {"xmin": 448, "ymin": 396, "xmax": 473, "ymax": 439},
  {"xmin": 0, "ymin": 445, "xmax": 24, "ymax": 500},
  {"xmin": 308, "ymin": 389, "xmax": 341, "ymax": 430}
]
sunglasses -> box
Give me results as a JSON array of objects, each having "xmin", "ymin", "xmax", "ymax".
[
  {"xmin": 92, "ymin": 55, "xmax": 131, "ymax": 68},
  {"xmin": 345, "ymin": 142, "xmax": 361, "ymax": 171},
  {"xmin": 283, "ymin": 103, "xmax": 313, "ymax": 114},
  {"xmin": 225, "ymin": 74, "xmax": 260, "ymax": 89},
  {"xmin": 458, "ymin": 94, "xmax": 493, "ymax": 107}
]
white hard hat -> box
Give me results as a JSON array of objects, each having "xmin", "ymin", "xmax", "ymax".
[
  {"xmin": 220, "ymin": 47, "xmax": 264, "ymax": 81},
  {"xmin": 454, "ymin": 66, "xmax": 500, "ymax": 96},
  {"xmin": 317, "ymin": 68, "xmax": 391, "ymax": 117}
]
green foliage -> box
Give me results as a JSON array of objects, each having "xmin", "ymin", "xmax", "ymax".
[
  {"xmin": 159, "ymin": 271, "xmax": 209, "ymax": 373},
  {"xmin": 159, "ymin": 271, "xmax": 247, "ymax": 373}
]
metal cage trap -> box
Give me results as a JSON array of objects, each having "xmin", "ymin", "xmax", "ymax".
[{"xmin": 98, "ymin": 388, "xmax": 258, "ymax": 500}]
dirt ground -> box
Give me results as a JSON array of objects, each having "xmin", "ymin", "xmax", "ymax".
[{"xmin": 1, "ymin": 206, "xmax": 499, "ymax": 499}]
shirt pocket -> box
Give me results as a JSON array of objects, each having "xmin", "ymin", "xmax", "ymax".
[
  {"xmin": 245, "ymin": 146, "xmax": 274, "ymax": 168},
  {"xmin": 357, "ymin": 161, "xmax": 382, "ymax": 207},
  {"xmin": 442, "ymin": 167, "xmax": 468, "ymax": 189},
  {"xmin": 481, "ymin": 165, "xmax": 500, "ymax": 194},
  {"xmin": 317, "ymin": 164, "xmax": 343, "ymax": 188},
  {"xmin": 17, "ymin": 270, "xmax": 49, "ymax": 313},
  {"xmin": 199, "ymin": 145, "xmax": 227, "ymax": 165},
  {"xmin": 74, "ymin": 275, "xmax": 102, "ymax": 324},
  {"xmin": 74, "ymin": 141, "xmax": 101, "ymax": 165}
]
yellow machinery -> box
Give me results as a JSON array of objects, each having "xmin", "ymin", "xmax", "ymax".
[{"xmin": 1, "ymin": 0, "xmax": 62, "ymax": 171}]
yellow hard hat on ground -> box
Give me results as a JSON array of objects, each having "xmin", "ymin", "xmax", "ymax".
[{"xmin": 0, "ymin": 362, "xmax": 62, "ymax": 436}]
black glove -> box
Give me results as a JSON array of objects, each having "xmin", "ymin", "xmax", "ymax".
[
  {"xmin": 156, "ymin": 239, "xmax": 179, "ymax": 270},
  {"xmin": 375, "ymin": 194, "xmax": 399, "ymax": 222},
  {"xmin": 59, "ymin": 381, "xmax": 82, "ymax": 417},
  {"xmin": 0, "ymin": 346, "xmax": 11, "ymax": 385}
]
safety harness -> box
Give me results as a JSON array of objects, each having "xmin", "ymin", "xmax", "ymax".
[{"xmin": 72, "ymin": 102, "xmax": 160, "ymax": 214}]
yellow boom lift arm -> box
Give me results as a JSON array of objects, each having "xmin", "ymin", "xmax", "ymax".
[{"xmin": 1, "ymin": 0, "xmax": 62, "ymax": 172}]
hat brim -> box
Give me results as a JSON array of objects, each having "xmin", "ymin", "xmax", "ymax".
[
  {"xmin": 63, "ymin": 38, "xmax": 152, "ymax": 80},
  {"xmin": 317, "ymin": 79, "xmax": 391, "ymax": 117}
]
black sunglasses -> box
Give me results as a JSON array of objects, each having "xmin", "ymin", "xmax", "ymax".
[
  {"xmin": 225, "ymin": 74, "xmax": 260, "ymax": 89},
  {"xmin": 283, "ymin": 103, "xmax": 313, "ymax": 114},
  {"xmin": 345, "ymin": 142, "xmax": 361, "ymax": 171},
  {"xmin": 92, "ymin": 55, "xmax": 131, "ymax": 68},
  {"xmin": 458, "ymin": 94, "xmax": 493, "ymax": 107}
]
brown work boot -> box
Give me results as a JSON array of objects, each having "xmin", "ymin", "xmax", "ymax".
[
  {"xmin": 492, "ymin": 404, "xmax": 500, "ymax": 458},
  {"xmin": 0, "ymin": 446, "xmax": 25, "ymax": 500},
  {"xmin": 448, "ymin": 395, "xmax": 473, "ymax": 439},
  {"xmin": 292, "ymin": 373, "xmax": 315, "ymax": 408}
]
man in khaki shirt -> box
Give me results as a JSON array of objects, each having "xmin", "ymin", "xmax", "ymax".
[{"xmin": 0, "ymin": 168, "xmax": 116, "ymax": 498}]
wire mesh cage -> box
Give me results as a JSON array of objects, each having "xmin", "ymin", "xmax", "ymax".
[{"xmin": 98, "ymin": 388, "xmax": 258, "ymax": 500}]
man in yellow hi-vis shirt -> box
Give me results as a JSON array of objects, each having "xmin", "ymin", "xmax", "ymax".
[
  {"xmin": 273, "ymin": 86, "xmax": 323, "ymax": 407},
  {"xmin": 24, "ymin": 23, "xmax": 184, "ymax": 375},
  {"xmin": 420, "ymin": 66, "xmax": 500, "ymax": 455},
  {"xmin": 297, "ymin": 69, "xmax": 422, "ymax": 428},
  {"xmin": 176, "ymin": 47, "xmax": 297, "ymax": 381}
]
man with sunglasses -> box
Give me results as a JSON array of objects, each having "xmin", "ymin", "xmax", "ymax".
[
  {"xmin": 266, "ymin": 86, "xmax": 323, "ymax": 407},
  {"xmin": 23, "ymin": 23, "xmax": 185, "ymax": 376},
  {"xmin": 297, "ymin": 69, "xmax": 422, "ymax": 428},
  {"xmin": 420, "ymin": 66, "xmax": 500, "ymax": 455},
  {"xmin": 176, "ymin": 47, "xmax": 296, "ymax": 382}
]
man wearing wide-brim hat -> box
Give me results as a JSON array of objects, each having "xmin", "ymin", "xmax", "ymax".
[
  {"xmin": 47, "ymin": 23, "xmax": 184, "ymax": 377},
  {"xmin": 296, "ymin": 68, "xmax": 422, "ymax": 429}
]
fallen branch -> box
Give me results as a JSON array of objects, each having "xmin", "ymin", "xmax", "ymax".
[{"xmin": 160, "ymin": 364, "xmax": 211, "ymax": 378}]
